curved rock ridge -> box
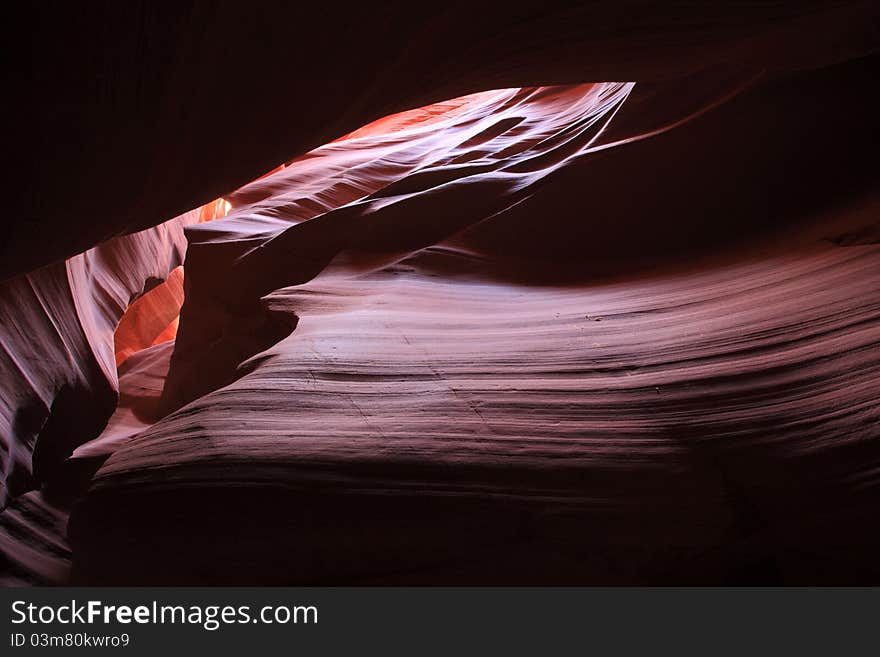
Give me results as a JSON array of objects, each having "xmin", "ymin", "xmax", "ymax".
[
  {"xmin": 160, "ymin": 52, "xmax": 878, "ymax": 415},
  {"xmin": 70, "ymin": 65, "xmax": 879, "ymax": 583},
  {"xmin": 72, "ymin": 237, "xmax": 880, "ymax": 584},
  {"xmin": 161, "ymin": 75, "xmax": 761, "ymax": 412},
  {"xmin": 3, "ymin": 6, "xmax": 878, "ymax": 584},
  {"xmin": 0, "ymin": 197, "xmax": 231, "ymax": 507},
  {"xmin": 160, "ymin": 83, "xmax": 629, "ymax": 412}
]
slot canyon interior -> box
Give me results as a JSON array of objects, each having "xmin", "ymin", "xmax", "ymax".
[{"xmin": 2, "ymin": 2, "xmax": 879, "ymax": 585}]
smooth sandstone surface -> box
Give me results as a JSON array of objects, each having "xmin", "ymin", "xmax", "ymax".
[
  {"xmin": 73, "ymin": 74, "xmax": 880, "ymax": 583},
  {"xmin": 3, "ymin": 3, "xmax": 878, "ymax": 584},
  {"xmin": 72, "ymin": 240, "xmax": 880, "ymax": 584}
]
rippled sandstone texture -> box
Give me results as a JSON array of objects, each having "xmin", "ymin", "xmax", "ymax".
[{"xmin": 2, "ymin": 2, "xmax": 879, "ymax": 584}]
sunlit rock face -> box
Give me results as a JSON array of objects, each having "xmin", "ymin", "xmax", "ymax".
[{"xmin": 3, "ymin": 3, "xmax": 879, "ymax": 585}]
